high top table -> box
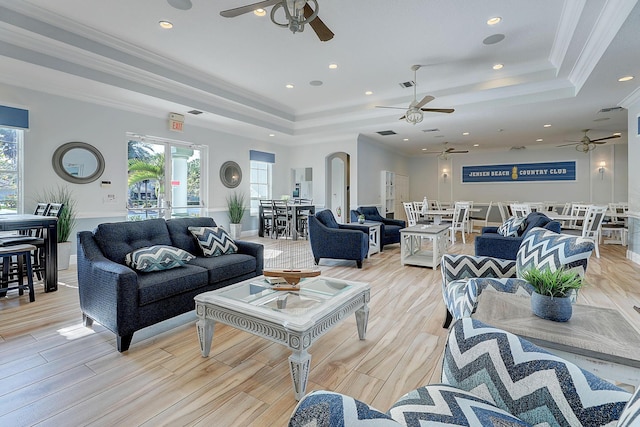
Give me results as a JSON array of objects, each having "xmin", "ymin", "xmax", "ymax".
[
  {"xmin": 472, "ymin": 291, "xmax": 640, "ymax": 387},
  {"xmin": 0, "ymin": 214, "xmax": 58, "ymax": 292}
]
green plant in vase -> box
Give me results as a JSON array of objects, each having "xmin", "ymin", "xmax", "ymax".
[
  {"xmin": 36, "ymin": 185, "xmax": 77, "ymax": 270},
  {"xmin": 521, "ymin": 267, "xmax": 584, "ymax": 322},
  {"xmin": 226, "ymin": 192, "xmax": 245, "ymax": 239}
]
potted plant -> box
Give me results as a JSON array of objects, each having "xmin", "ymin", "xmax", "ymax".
[
  {"xmin": 521, "ymin": 267, "xmax": 584, "ymax": 322},
  {"xmin": 357, "ymin": 214, "xmax": 366, "ymax": 224},
  {"xmin": 226, "ymin": 192, "xmax": 245, "ymax": 239},
  {"xmin": 37, "ymin": 186, "xmax": 77, "ymax": 270}
]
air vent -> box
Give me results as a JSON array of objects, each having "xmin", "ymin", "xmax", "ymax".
[
  {"xmin": 187, "ymin": 110, "xmax": 203, "ymax": 115},
  {"xmin": 599, "ymin": 106, "xmax": 623, "ymax": 113},
  {"xmin": 422, "ymin": 128, "xmax": 440, "ymax": 133},
  {"xmin": 376, "ymin": 130, "xmax": 397, "ymax": 136},
  {"xmin": 399, "ymin": 81, "xmax": 415, "ymax": 88},
  {"xmin": 510, "ymin": 146, "xmax": 527, "ymax": 150}
]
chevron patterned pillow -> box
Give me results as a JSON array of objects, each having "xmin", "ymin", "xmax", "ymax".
[
  {"xmin": 618, "ymin": 384, "xmax": 640, "ymax": 426},
  {"xmin": 442, "ymin": 318, "xmax": 630, "ymax": 426},
  {"xmin": 497, "ymin": 216, "xmax": 526, "ymax": 237},
  {"xmin": 516, "ymin": 227, "xmax": 594, "ymax": 279},
  {"xmin": 125, "ymin": 245, "xmax": 195, "ymax": 272},
  {"xmin": 189, "ymin": 226, "xmax": 238, "ymax": 257}
]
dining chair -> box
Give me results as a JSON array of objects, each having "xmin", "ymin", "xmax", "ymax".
[
  {"xmin": 565, "ymin": 203, "xmax": 590, "ymax": 230},
  {"xmin": 403, "ymin": 202, "xmax": 418, "ymax": 227},
  {"xmin": 0, "ymin": 243, "xmax": 37, "ymax": 302},
  {"xmin": 510, "ymin": 203, "xmax": 531, "ymax": 218},
  {"xmin": 601, "ymin": 202, "xmax": 628, "ymax": 245},
  {"xmin": 496, "ymin": 202, "xmax": 508, "ymax": 223},
  {"xmin": 471, "ymin": 201, "xmax": 493, "ymax": 233},
  {"xmin": 563, "ymin": 205, "xmax": 607, "ymax": 258},
  {"xmin": 543, "ymin": 201, "xmax": 557, "ymax": 213},
  {"xmin": 271, "ymin": 200, "xmax": 292, "ymax": 239},
  {"xmin": 528, "ymin": 202, "xmax": 544, "ymax": 212},
  {"xmin": 450, "ymin": 202, "xmax": 470, "ymax": 244}
]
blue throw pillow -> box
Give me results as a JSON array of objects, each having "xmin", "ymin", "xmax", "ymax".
[
  {"xmin": 125, "ymin": 245, "xmax": 194, "ymax": 272},
  {"xmin": 497, "ymin": 216, "xmax": 525, "ymax": 237},
  {"xmin": 188, "ymin": 226, "xmax": 237, "ymax": 257}
]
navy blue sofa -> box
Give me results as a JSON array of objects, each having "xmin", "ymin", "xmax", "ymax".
[
  {"xmin": 474, "ymin": 212, "xmax": 561, "ymax": 260},
  {"xmin": 350, "ymin": 206, "xmax": 406, "ymax": 249},
  {"xmin": 308, "ymin": 209, "xmax": 369, "ymax": 268},
  {"xmin": 77, "ymin": 217, "xmax": 263, "ymax": 352}
]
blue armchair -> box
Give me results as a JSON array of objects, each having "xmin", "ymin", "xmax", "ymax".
[
  {"xmin": 350, "ymin": 206, "xmax": 406, "ymax": 249},
  {"xmin": 308, "ymin": 209, "xmax": 369, "ymax": 268},
  {"xmin": 475, "ymin": 212, "xmax": 561, "ymax": 260}
]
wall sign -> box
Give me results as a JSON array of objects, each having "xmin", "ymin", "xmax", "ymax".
[{"xmin": 462, "ymin": 161, "xmax": 576, "ymax": 183}]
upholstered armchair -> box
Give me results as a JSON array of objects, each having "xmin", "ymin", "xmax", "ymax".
[
  {"xmin": 308, "ymin": 209, "xmax": 369, "ymax": 268},
  {"xmin": 350, "ymin": 206, "xmax": 406, "ymax": 249},
  {"xmin": 289, "ymin": 317, "xmax": 634, "ymax": 427},
  {"xmin": 474, "ymin": 211, "xmax": 561, "ymax": 260},
  {"xmin": 441, "ymin": 227, "xmax": 595, "ymax": 328}
]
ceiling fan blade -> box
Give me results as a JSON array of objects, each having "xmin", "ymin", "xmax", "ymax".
[
  {"xmin": 444, "ymin": 148, "xmax": 455, "ymax": 153},
  {"xmin": 220, "ymin": 0, "xmax": 279, "ymax": 17},
  {"xmin": 590, "ymin": 135, "xmax": 620, "ymax": 143},
  {"xmin": 420, "ymin": 108, "xmax": 454, "ymax": 114},
  {"xmin": 398, "ymin": 115, "xmax": 406, "ymax": 120},
  {"xmin": 450, "ymin": 150, "xmax": 469, "ymax": 153},
  {"xmin": 303, "ymin": 3, "xmax": 334, "ymax": 41},
  {"xmin": 414, "ymin": 95, "xmax": 434, "ymax": 109},
  {"xmin": 557, "ymin": 143, "xmax": 579, "ymax": 147},
  {"xmin": 375, "ymin": 106, "xmax": 407, "ymax": 110}
]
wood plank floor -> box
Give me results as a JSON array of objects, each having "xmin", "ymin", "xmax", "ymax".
[{"xmin": 1, "ymin": 235, "xmax": 639, "ymax": 426}]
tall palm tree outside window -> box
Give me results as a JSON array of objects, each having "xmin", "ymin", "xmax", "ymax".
[{"xmin": 127, "ymin": 135, "xmax": 207, "ymax": 220}]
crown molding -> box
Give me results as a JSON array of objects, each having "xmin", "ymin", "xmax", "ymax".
[{"xmin": 549, "ymin": 0, "xmax": 586, "ymax": 70}]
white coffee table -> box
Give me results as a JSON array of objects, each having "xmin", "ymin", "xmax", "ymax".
[
  {"xmin": 194, "ymin": 276, "xmax": 370, "ymax": 400},
  {"xmin": 400, "ymin": 224, "xmax": 450, "ymax": 268}
]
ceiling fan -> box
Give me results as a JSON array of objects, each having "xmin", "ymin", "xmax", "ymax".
[
  {"xmin": 422, "ymin": 142, "xmax": 468, "ymax": 159},
  {"xmin": 557, "ymin": 129, "xmax": 621, "ymax": 152},
  {"xmin": 376, "ymin": 65, "xmax": 454, "ymax": 125},
  {"xmin": 220, "ymin": 0, "xmax": 334, "ymax": 41}
]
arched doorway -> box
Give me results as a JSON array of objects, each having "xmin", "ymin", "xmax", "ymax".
[{"xmin": 325, "ymin": 152, "xmax": 350, "ymax": 223}]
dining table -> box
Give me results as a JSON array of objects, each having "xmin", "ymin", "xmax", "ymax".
[
  {"xmin": 0, "ymin": 214, "xmax": 58, "ymax": 292},
  {"xmin": 258, "ymin": 202, "xmax": 315, "ymax": 240}
]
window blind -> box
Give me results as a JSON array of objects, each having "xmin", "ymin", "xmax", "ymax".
[
  {"xmin": 249, "ymin": 150, "xmax": 275, "ymax": 163},
  {"xmin": 0, "ymin": 105, "xmax": 29, "ymax": 129}
]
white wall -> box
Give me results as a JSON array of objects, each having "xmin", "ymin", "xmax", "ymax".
[
  {"xmin": 1, "ymin": 82, "xmax": 291, "ymax": 251},
  {"xmin": 625, "ymin": 97, "xmax": 640, "ymax": 264}
]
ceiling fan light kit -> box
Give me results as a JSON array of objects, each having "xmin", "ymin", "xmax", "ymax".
[
  {"xmin": 405, "ymin": 109, "xmax": 424, "ymax": 125},
  {"xmin": 557, "ymin": 129, "xmax": 621, "ymax": 153}
]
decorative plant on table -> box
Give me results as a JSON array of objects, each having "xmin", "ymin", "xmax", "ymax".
[
  {"xmin": 357, "ymin": 214, "xmax": 366, "ymax": 224},
  {"xmin": 226, "ymin": 192, "xmax": 245, "ymax": 239},
  {"xmin": 521, "ymin": 267, "xmax": 584, "ymax": 322}
]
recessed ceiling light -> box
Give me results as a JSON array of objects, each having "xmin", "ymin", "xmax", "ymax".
[
  {"xmin": 309, "ymin": 80, "xmax": 323, "ymax": 86},
  {"xmin": 536, "ymin": 138, "xmax": 543, "ymax": 142},
  {"xmin": 285, "ymin": 84, "xmax": 294, "ymax": 89},
  {"xmin": 462, "ymin": 132, "xmax": 470, "ymax": 136},
  {"xmin": 493, "ymin": 63, "xmax": 504, "ymax": 70},
  {"xmin": 269, "ymin": 133, "xmax": 275, "ymax": 137},
  {"xmin": 403, "ymin": 138, "xmax": 409, "ymax": 141},
  {"xmin": 421, "ymin": 148, "xmax": 427, "ymax": 151},
  {"xmin": 328, "ymin": 63, "xmax": 338, "ymax": 69},
  {"xmin": 254, "ymin": 8, "xmax": 266, "ymax": 16},
  {"xmin": 473, "ymin": 144, "xmax": 480, "ymax": 147},
  {"xmin": 613, "ymin": 132, "xmax": 622, "ymax": 136},
  {"xmin": 618, "ymin": 75, "xmax": 634, "ymax": 82},
  {"xmin": 543, "ymin": 124, "xmax": 552, "ymax": 128},
  {"xmin": 487, "ymin": 16, "xmax": 502, "ymax": 25},
  {"xmin": 365, "ymin": 91, "xmax": 373, "ymax": 95},
  {"xmin": 159, "ymin": 21, "xmax": 173, "ymax": 29}
]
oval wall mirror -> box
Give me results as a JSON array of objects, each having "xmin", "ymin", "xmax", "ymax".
[
  {"xmin": 52, "ymin": 141, "xmax": 105, "ymax": 184},
  {"xmin": 220, "ymin": 161, "xmax": 242, "ymax": 188}
]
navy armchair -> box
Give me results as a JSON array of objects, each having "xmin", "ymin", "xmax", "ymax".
[
  {"xmin": 475, "ymin": 212, "xmax": 561, "ymax": 260},
  {"xmin": 350, "ymin": 206, "xmax": 406, "ymax": 249},
  {"xmin": 308, "ymin": 209, "xmax": 369, "ymax": 268}
]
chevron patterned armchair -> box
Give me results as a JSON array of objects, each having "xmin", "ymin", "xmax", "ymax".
[
  {"xmin": 289, "ymin": 318, "xmax": 637, "ymax": 426},
  {"xmin": 441, "ymin": 227, "xmax": 595, "ymax": 328}
]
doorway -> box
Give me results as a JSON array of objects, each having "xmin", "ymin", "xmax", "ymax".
[{"xmin": 325, "ymin": 152, "xmax": 350, "ymax": 223}]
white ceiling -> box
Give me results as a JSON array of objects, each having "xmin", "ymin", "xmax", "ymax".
[{"xmin": 1, "ymin": 0, "xmax": 639, "ymax": 156}]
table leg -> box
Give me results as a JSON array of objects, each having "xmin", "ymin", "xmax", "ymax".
[
  {"xmin": 355, "ymin": 304, "xmax": 369, "ymax": 340},
  {"xmin": 289, "ymin": 349, "xmax": 311, "ymax": 401},
  {"xmin": 44, "ymin": 223, "xmax": 58, "ymax": 292},
  {"xmin": 197, "ymin": 317, "xmax": 215, "ymax": 357}
]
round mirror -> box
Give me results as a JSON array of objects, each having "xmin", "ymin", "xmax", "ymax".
[
  {"xmin": 220, "ymin": 161, "xmax": 242, "ymax": 188},
  {"xmin": 52, "ymin": 142, "xmax": 105, "ymax": 184}
]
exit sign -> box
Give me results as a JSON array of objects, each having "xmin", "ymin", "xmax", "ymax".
[{"xmin": 169, "ymin": 112, "xmax": 184, "ymax": 132}]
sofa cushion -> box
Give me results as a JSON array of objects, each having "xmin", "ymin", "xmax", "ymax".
[
  {"xmin": 442, "ymin": 318, "xmax": 630, "ymax": 427},
  {"xmin": 497, "ymin": 216, "xmax": 525, "ymax": 237},
  {"xmin": 388, "ymin": 384, "xmax": 529, "ymax": 426},
  {"xmin": 124, "ymin": 245, "xmax": 194, "ymax": 272},
  {"xmin": 289, "ymin": 390, "xmax": 399, "ymax": 427},
  {"xmin": 516, "ymin": 227, "xmax": 594, "ymax": 279},
  {"xmin": 94, "ymin": 218, "xmax": 172, "ymax": 264},
  {"xmin": 618, "ymin": 384, "xmax": 640, "ymax": 426},
  {"xmin": 189, "ymin": 226, "xmax": 237, "ymax": 257},
  {"xmin": 137, "ymin": 264, "xmax": 209, "ymax": 306},
  {"xmin": 167, "ymin": 216, "xmax": 216, "ymax": 254},
  {"xmin": 189, "ymin": 253, "xmax": 257, "ymax": 284}
]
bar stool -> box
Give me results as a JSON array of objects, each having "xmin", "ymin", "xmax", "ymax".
[{"xmin": 0, "ymin": 244, "xmax": 36, "ymax": 302}]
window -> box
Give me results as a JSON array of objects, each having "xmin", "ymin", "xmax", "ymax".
[
  {"xmin": 127, "ymin": 134, "xmax": 207, "ymax": 220},
  {"xmin": 250, "ymin": 160, "xmax": 271, "ymax": 215},
  {"xmin": 0, "ymin": 127, "xmax": 22, "ymax": 213}
]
